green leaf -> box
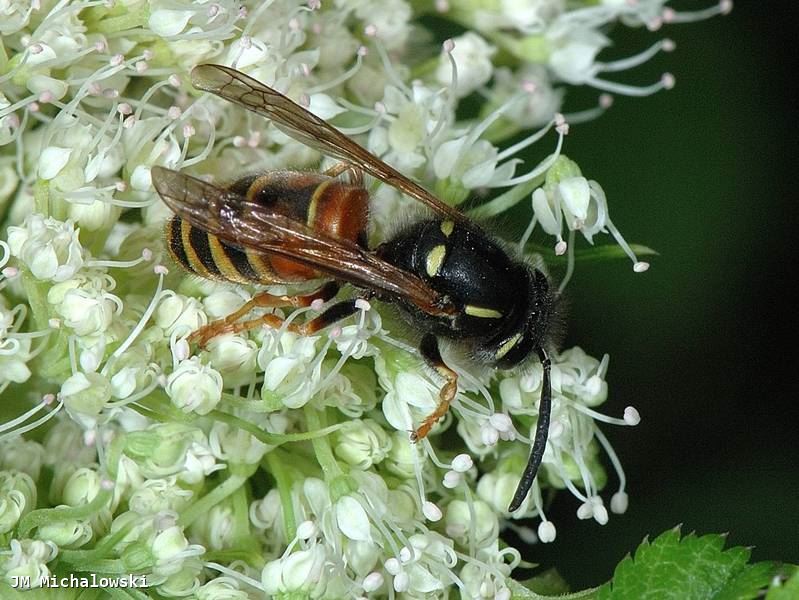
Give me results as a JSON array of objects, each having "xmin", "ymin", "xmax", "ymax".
[
  {"xmin": 598, "ymin": 527, "xmax": 781, "ymax": 600},
  {"xmin": 507, "ymin": 574, "xmax": 600, "ymax": 599},
  {"xmin": 526, "ymin": 243, "xmax": 658, "ymax": 265},
  {"xmin": 766, "ymin": 565, "xmax": 799, "ymax": 600},
  {"xmin": 715, "ymin": 561, "xmax": 780, "ymax": 600},
  {"xmin": 521, "ymin": 568, "xmax": 570, "ymax": 595}
]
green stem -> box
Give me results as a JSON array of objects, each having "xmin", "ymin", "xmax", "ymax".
[
  {"xmin": 20, "ymin": 268, "xmax": 51, "ymax": 332},
  {"xmin": 271, "ymin": 446, "xmax": 323, "ymax": 478},
  {"xmin": 209, "ymin": 407, "xmax": 345, "ymax": 447},
  {"xmin": 92, "ymin": 6, "xmax": 149, "ymax": 34},
  {"xmin": 467, "ymin": 176, "xmax": 543, "ymax": 220},
  {"xmin": 302, "ymin": 407, "xmax": 343, "ymax": 482},
  {"xmin": 33, "ymin": 179, "xmax": 49, "ymax": 216},
  {"xmin": 62, "ymin": 520, "xmax": 135, "ymax": 564},
  {"xmin": 265, "ymin": 451, "xmax": 298, "ymax": 541},
  {"xmin": 58, "ymin": 555, "xmax": 127, "ymax": 574},
  {"xmin": 230, "ymin": 479, "xmax": 258, "ymax": 554},
  {"xmin": 18, "ymin": 482, "xmax": 113, "ymax": 538},
  {"xmin": 179, "ymin": 473, "xmax": 248, "ymax": 528}
]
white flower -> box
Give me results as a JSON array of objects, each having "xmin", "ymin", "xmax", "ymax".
[
  {"xmin": 436, "ymin": 33, "xmax": 496, "ymax": 98},
  {"xmin": 354, "ymin": 0, "xmax": 412, "ymax": 49},
  {"xmin": 258, "ymin": 331, "xmax": 324, "ymax": 409},
  {"xmin": 54, "ymin": 285, "xmax": 121, "ymax": 338},
  {"xmin": 336, "ymin": 495, "xmax": 373, "ymax": 543},
  {"xmin": 0, "ymin": 437, "xmax": 44, "ymax": 480},
  {"xmin": 209, "ymin": 420, "xmax": 269, "ymax": 465},
  {"xmin": 477, "ymin": 470, "xmax": 532, "ymax": 515},
  {"xmin": 334, "ymin": 419, "xmax": 392, "ymax": 470},
  {"xmin": 445, "ymin": 499, "xmax": 498, "ymax": 547},
  {"xmin": 368, "ymin": 83, "xmax": 451, "ymax": 174},
  {"xmin": 261, "ymin": 543, "xmax": 328, "ymax": 595},
  {"xmin": 548, "ymin": 27, "xmax": 610, "ymax": 85},
  {"xmin": 197, "ymin": 577, "xmax": 249, "ymax": 600},
  {"xmin": 206, "ymin": 334, "xmax": 258, "ymax": 388},
  {"xmin": 61, "ymin": 372, "xmax": 112, "ymax": 428},
  {"xmin": 128, "ymin": 477, "xmax": 193, "ymax": 515},
  {"xmin": 433, "ymin": 136, "xmax": 500, "ymax": 189},
  {"xmin": 384, "ymin": 430, "xmax": 417, "ymax": 478},
  {"xmin": 150, "ymin": 524, "xmax": 205, "ymax": 580},
  {"xmin": 531, "ymin": 156, "xmax": 649, "ymax": 269},
  {"xmin": 459, "ymin": 541, "xmax": 516, "ymax": 600},
  {"xmin": 166, "ymin": 357, "xmax": 223, "ymax": 415},
  {"xmin": 381, "ymin": 370, "xmax": 436, "ymax": 434},
  {"xmin": 62, "ymin": 467, "xmax": 102, "ymax": 507},
  {"xmin": 0, "ymin": 335, "xmax": 33, "ymax": 392},
  {"xmin": 36, "ymin": 518, "xmax": 93, "ymax": 549},
  {"xmin": 0, "ymin": 539, "xmax": 59, "ymax": 586},
  {"xmin": 494, "ymin": 65, "xmax": 564, "ymax": 128},
  {"xmin": 0, "ymin": 471, "xmax": 37, "ymax": 535},
  {"xmin": 0, "ymin": 0, "xmax": 36, "ymax": 34},
  {"xmin": 502, "ymin": 0, "xmax": 564, "ymax": 32},
  {"xmin": 250, "ymin": 489, "xmax": 282, "ymax": 532},
  {"xmin": 157, "ymin": 293, "xmax": 208, "ymax": 337},
  {"xmin": 7, "ymin": 214, "xmax": 84, "ymax": 282}
]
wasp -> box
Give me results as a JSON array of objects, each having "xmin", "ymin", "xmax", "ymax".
[{"xmin": 152, "ymin": 64, "xmax": 558, "ymax": 512}]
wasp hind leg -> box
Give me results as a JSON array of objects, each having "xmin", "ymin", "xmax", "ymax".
[
  {"xmin": 410, "ymin": 334, "xmax": 459, "ymax": 442},
  {"xmin": 323, "ymin": 162, "xmax": 363, "ymax": 187},
  {"xmin": 189, "ymin": 282, "xmax": 340, "ymax": 347}
]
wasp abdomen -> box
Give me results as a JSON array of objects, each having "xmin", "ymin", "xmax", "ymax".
[
  {"xmin": 166, "ymin": 216, "xmax": 262, "ymax": 284},
  {"xmin": 164, "ymin": 172, "xmax": 369, "ymax": 285},
  {"xmin": 245, "ymin": 171, "xmax": 369, "ymax": 246}
]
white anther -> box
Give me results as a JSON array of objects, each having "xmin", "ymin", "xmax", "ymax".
[
  {"xmin": 451, "ymin": 453, "xmax": 473, "ymax": 472},
  {"xmin": 623, "ymin": 406, "xmax": 641, "ymax": 425}
]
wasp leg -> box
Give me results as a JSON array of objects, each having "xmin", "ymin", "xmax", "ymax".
[
  {"xmin": 189, "ymin": 282, "xmax": 339, "ymax": 346},
  {"xmin": 410, "ymin": 334, "xmax": 458, "ymax": 442},
  {"xmin": 323, "ymin": 162, "xmax": 364, "ymax": 187},
  {"xmin": 294, "ymin": 298, "xmax": 361, "ymax": 335},
  {"xmin": 215, "ymin": 298, "xmax": 361, "ymax": 341}
]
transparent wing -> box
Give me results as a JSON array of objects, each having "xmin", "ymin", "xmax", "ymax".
[
  {"xmin": 191, "ymin": 63, "xmax": 464, "ymax": 222},
  {"xmin": 152, "ymin": 166, "xmax": 455, "ymax": 317}
]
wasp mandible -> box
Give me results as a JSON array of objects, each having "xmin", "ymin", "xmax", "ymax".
[{"xmin": 152, "ymin": 64, "xmax": 558, "ymax": 512}]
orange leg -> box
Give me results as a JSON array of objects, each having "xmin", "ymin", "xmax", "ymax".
[
  {"xmin": 189, "ymin": 282, "xmax": 339, "ymax": 347},
  {"xmin": 410, "ymin": 334, "xmax": 459, "ymax": 442}
]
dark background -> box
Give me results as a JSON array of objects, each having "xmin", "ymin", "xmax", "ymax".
[{"xmin": 523, "ymin": 2, "xmax": 799, "ymax": 588}]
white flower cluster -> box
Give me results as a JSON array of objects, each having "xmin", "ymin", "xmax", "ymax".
[{"xmin": 0, "ymin": 0, "xmax": 728, "ymax": 596}]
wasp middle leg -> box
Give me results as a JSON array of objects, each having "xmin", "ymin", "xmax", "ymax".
[
  {"xmin": 189, "ymin": 282, "xmax": 340, "ymax": 346},
  {"xmin": 410, "ymin": 333, "xmax": 459, "ymax": 442}
]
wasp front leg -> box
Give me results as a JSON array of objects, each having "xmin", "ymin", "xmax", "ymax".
[
  {"xmin": 189, "ymin": 282, "xmax": 340, "ymax": 347},
  {"xmin": 410, "ymin": 333, "xmax": 459, "ymax": 442}
]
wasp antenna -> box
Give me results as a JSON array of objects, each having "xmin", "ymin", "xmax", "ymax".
[{"xmin": 508, "ymin": 346, "xmax": 552, "ymax": 512}]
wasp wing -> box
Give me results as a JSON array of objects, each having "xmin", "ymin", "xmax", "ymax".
[
  {"xmin": 191, "ymin": 63, "xmax": 464, "ymax": 222},
  {"xmin": 152, "ymin": 166, "xmax": 455, "ymax": 317}
]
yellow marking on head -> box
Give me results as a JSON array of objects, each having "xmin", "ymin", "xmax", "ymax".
[
  {"xmin": 440, "ymin": 220, "xmax": 455, "ymax": 237},
  {"xmin": 495, "ymin": 333, "xmax": 522, "ymax": 360},
  {"xmin": 425, "ymin": 244, "xmax": 447, "ymax": 278},
  {"xmin": 306, "ymin": 179, "xmax": 333, "ymax": 227},
  {"xmin": 465, "ymin": 305, "xmax": 503, "ymax": 319}
]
